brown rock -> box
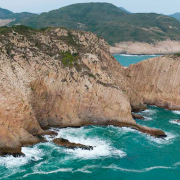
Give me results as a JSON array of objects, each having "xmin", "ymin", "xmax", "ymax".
[
  {"xmin": 124, "ymin": 55, "xmax": 180, "ymax": 110},
  {"xmin": 132, "ymin": 113, "xmax": 145, "ymax": 120},
  {"xmin": 110, "ymin": 40, "xmax": 180, "ymax": 55},
  {"xmin": 0, "ymin": 27, "xmax": 166, "ymax": 155},
  {"xmin": 53, "ymin": 138, "xmax": 93, "ymax": 150}
]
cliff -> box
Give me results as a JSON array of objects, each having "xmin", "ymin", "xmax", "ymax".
[
  {"xmin": 0, "ymin": 26, "xmax": 165, "ymax": 156},
  {"xmin": 110, "ymin": 40, "xmax": 180, "ymax": 55},
  {"xmin": 124, "ymin": 54, "xmax": 180, "ymax": 110}
]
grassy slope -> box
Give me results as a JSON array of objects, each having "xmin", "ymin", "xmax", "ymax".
[
  {"xmin": 0, "ymin": 7, "xmax": 37, "ymax": 25},
  {"xmin": 0, "ymin": 7, "xmax": 13, "ymax": 18},
  {"xmin": 170, "ymin": 13, "xmax": 180, "ymax": 21},
  {"xmin": 6, "ymin": 3, "xmax": 180, "ymax": 45}
]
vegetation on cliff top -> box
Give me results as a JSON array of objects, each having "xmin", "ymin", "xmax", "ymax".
[{"xmin": 60, "ymin": 52, "xmax": 78, "ymax": 67}]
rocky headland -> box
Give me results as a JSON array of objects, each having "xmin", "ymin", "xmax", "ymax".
[
  {"xmin": 0, "ymin": 26, "xmax": 166, "ymax": 156},
  {"xmin": 124, "ymin": 54, "xmax": 180, "ymax": 110},
  {"xmin": 110, "ymin": 40, "xmax": 180, "ymax": 55}
]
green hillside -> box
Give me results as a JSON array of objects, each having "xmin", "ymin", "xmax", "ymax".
[
  {"xmin": 20, "ymin": 3, "xmax": 127, "ymax": 30},
  {"xmin": 0, "ymin": 7, "xmax": 13, "ymax": 18},
  {"xmin": 0, "ymin": 7, "xmax": 36, "ymax": 25},
  {"xmin": 119, "ymin": 7, "xmax": 132, "ymax": 14},
  {"xmin": 170, "ymin": 13, "xmax": 180, "ymax": 21},
  {"xmin": 7, "ymin": 3, "xmax": 180, "ymax": 45}
]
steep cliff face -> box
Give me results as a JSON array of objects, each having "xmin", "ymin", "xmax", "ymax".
[
  {"xmin": 0, "ymin": 26, "xmax": 165, "ymax": 155},
  {"xmin": 124, "ymin": 55, "xmax": 180, "ymax": 110}
]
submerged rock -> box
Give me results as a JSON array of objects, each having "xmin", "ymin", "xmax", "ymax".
[
  {"xmin": 53, "ymin": 138, "xmax": 94, "ymax": 150},
  {"xmin": 175, "ymin": 120, "xmax": 180, "ymax": 123},
  {"xmin": 132, "ymin": 113, "xmax": 145, "ymax": 120}
]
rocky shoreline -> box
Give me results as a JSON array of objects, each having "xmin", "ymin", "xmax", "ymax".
[
  {"xmin": 124, "ymin": 55, "xmax": 180, "ymax": 111},
  {"xmin": 0, "ymin": 26, "xmax": 173, "ymax": 156},
  {"xmin": 110, "ymin": 40, "xmax": 180, "ymax": 55}
]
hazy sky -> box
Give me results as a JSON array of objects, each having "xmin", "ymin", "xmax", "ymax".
[{"xmin": 1, "ymin": 0, "xmax": 180, "ymax": 15}]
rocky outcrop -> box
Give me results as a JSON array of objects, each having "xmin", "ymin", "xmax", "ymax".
[
  {"xmin": 110, "ymin": 40, "xmax": 180, "ymax": 55},
  {"xmin": 0, "ymin": 26, "xmax": 165, "ymax": 156},
  {"xmin": 124, "ymin": 55, "xmax": 180, "ymax": 110},
  {"xmin": 53, "ymin": 138, "xmax": 93, "ymax": 150},
  {"xmin": 132, "ymin": 113, "xmax": 144, "ymax": 120},
  {"xmin": 0, "ymin": 19, "xmax": 15, "ymax": 26}
]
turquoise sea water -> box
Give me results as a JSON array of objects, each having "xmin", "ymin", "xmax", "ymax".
[
  {"xmin": 114, "ymin": 54, "xmax": 159, "ymax": 67},
  {"xmin": 1, "ymin": 56, "xmax": 180, "ymax": 180}
]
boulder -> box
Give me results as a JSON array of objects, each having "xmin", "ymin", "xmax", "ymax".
[
  {"xmin": 53, "ymin": 138, "xmax": 94, "ymax": 150},
  {"xmin": 132, "ymin": 113, "xmax": 145, "ymax": 120}
]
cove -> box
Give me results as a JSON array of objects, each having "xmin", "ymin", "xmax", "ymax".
[{"xmin": 0, "ymin": 56, "xmax": 179, "ymax": 180}]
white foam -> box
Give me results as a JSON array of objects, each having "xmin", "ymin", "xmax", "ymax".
[
  {"xmin": 143, "ymin": 116, "xmax": 153, "ymax": 121},
  {"xmin": 109, "ymin": 124, "xmax": 176, "ymax": 146},
  {"xmin": 23, "ymin": 168, "xmax": 73, "ymax": 178},
  {"xmin": 174, "ymin": 162, "xmax": 180, "ymax": 166},
  {"xmin": 0, "ymin": 146, "xmax": 43, "ymax": 168},
  {"xmin": 104, "ymin": 165, "xmax": 173, "ymax": 173},
  {"xmin": 79, "ymin": 164, "xmax": 172, "ymax": 173},
  {"xmin": 53, "ymin": 127, "xmax": 126, "ymax": 159},
  {"xmin": 43, "ymin": 135, "xmax": 55, "ymax": 141},
  {"xmin": 170, "ymin": 120, "xmax": 180, "ymax": 126},
  {"xmin": 120, "ymin": 127, "xmax": 137, "ymax": 133},
  {"xmin": 141, "ymin": 109, "xmax": 156, "ymax": 116},
  {"xmin": 146, "ymin": 132, "xmax": 176, "ymax": 145},
  {"xmin": 137, "ymin": 109, "xmax": 156, "ymax": 121},
  {"xmin": 172, "ymin": 110, "xmax": 180, "ymax": 115},
  {"xmin": 74, "ymin": 168, "xmax": 92, "ymax": 173}
]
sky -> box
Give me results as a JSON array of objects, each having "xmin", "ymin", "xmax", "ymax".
[{"xmin": 0, "ymin": 0, "xmax": 180, "ymax": 15}]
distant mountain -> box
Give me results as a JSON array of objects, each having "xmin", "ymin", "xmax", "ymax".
[
  {"xmin": 119, "ymin": 7, "xmax": 132, "ymax": 14},
  {"xmin": 1, "ymin": 3, "xmax": 180, "ymax": 46},
  {"xmin": 17, "ymin": 3, "xmax": 180, "ymax": 45},
  {"xmin": 0, "ymin": 7, "xmax": 13, "ymax": 18},
  {"xmin": 0, "ymin": 7, "xmax": 36, "ymax": 26},
  {"xmin": 170, "ymin": 13, "xmax": 180, "ymax": 21},
  {"xmin": 7, "ymin": 12, "xmax": 37, "ymax": 25}
]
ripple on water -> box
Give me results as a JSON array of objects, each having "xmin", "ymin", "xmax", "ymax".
[{"xmin": 75, "ymin": 164, "xmax": 173, "ymax": 173}]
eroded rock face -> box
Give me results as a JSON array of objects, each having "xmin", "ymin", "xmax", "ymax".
[
  {"xmin": 124, "ymin": 55, "xmax": 180, "ymax": 110},
  {"xmin": 53, "ymin": 138, "xmax": 93, "ymax": 150},
  {"xmin": 0, "ymin": 26, "xmax": 164, "ymax": 155},
  {"xmin": 0, "ymin": 19, "xmax": 15, "ymax": 26}
]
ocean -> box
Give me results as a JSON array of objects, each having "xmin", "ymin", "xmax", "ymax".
[
  {"xmin": 1, "ymin": 55, "xmax": 180, "ymax": 180},
  {"xmin": 114, "ymin": 54, "xmax": 159, "ymax": 67}
]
